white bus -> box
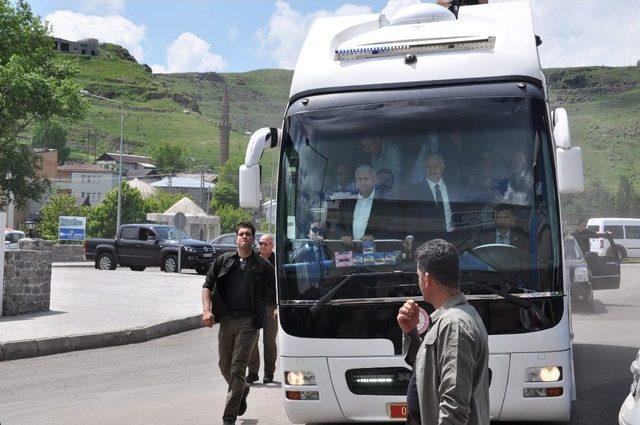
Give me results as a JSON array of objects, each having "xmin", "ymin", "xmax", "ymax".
[{"xmin": 240, "ymin": 1, "xmax": 584, "ymax": 422}]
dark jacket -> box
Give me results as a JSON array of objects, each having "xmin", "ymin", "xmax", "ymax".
[
  {"xmin": 398, "ymin": 180, "xmax": 461, "ymax": 240},
  {"xmin": 203, "ymin": 250, "xmax": 275, "ymax": 329},
  {"xmin": 476, "ymin": 228, "xmax": 529, "ymax": 252},
  {"xmin": 332, "ymin": 195, "xmax": 396, "ymax": 240}
]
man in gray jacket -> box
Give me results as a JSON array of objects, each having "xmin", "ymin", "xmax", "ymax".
[{"xmin": 397, "ymin": 239, "xmax": 490, "ymax": 425}]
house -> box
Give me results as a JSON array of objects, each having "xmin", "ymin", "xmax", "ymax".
[
  {"xmin": 147, "ymin": 197, "xmax": 220, "ymax": 241},
  {"xmin": 3, "ymin": 149, "xmax": 59, "ymax": 229},
  {"xmin": 56, "ymin": 163, "xmax": 117, "ymax": 206},
  {"xmin": 150, "ymin": 176, "xmax": 214, "ymax": 212},
  {"xmin": 96, "ymin": 153, "xmax": 156, "ymax": 179},
  {"xmin": 54, "ymin": 37, "xmax": 99, "ymax": 56}
]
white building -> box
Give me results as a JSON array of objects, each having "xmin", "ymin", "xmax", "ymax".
[
  {"xmin": 150, "ymin": 176, "xmax": 214, "ymax": 212},
  {"xmin": 56, "ymin": 163, "xmax": 117, "ymax": 206}
]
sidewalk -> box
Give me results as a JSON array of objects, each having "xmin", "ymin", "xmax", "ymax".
[{"xmin": 0, "ymin": 265, "xmax": 205, "ymax": 361}]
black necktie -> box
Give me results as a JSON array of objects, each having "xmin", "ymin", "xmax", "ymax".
[{"xmin": 435, "ymin": 184, "xmax": 445, "ymax": 217}]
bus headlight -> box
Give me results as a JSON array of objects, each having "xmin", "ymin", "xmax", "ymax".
[
  {"xmin": 525, "ymin": 366, "xmax": 562, "ymax": 382},
  {"xmin": 286, "ymin": 371, "xmax": 317, "ymax": 386},
  {"xmin": 573, "ymin": 266, "xmax": 589, "ymax": 283}
]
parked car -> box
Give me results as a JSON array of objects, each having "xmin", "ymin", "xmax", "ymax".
[
  {"xmin": 4, "ymin": 229, "xmax": 25, "ymax": 250},
  {"xmin": 564, "ymin": 234, "xmax": 593, "ymax": 306},
  {"xmin": 84, "ymin": 224, "xmax": 215, "ymax": 274},
  {"xmin": 619, "ymin": 349, "xmax": 640, "ymax": 425},
  {"xmin": 564, "ymin": 233, "xmax": 621, "ymax": 309},
  {"xmin": 209, "ymin": 232, "xmax": 264, "ymax": 258},
  {"xmin": 587, "ymin": 217, "xmax": 640, "ymax": 259}
]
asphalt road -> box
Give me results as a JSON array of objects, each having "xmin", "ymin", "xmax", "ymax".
[{"xmin": 0, "ymin": 265, "xmax": 639, "ymax": 425}]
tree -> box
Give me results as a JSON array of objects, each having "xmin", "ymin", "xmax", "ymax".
[
  {"xmin": 210, "ymin": 181, "xmax": 239, "ymax": 212},
  {"xmin": 0, "ymin": 0, "xmax": 84, "ymax": 207},
  {"xmin": 216, "ymin": 204, "xmax": 252, "ymax": 234},
  {"xmin": 151, "ymin": 143, "xmax": 186, "ymax": 174},
  {"xmin": 216, "ymin": 156, "xmax": 243, "ymax": 187},
  {"xmin": 87, "ymin": 183, "xmax": 147, "ymax": 237},
  {"xmin": 36, "ymin": 193, "xmax": 88, "ymax": 240},
  {"xmin": 32, "ymin": 119, "xmax": 70, "ymax": 164}
]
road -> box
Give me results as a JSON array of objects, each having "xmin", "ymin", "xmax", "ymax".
[{"xmin": 1, "ymin": 265, "xmax": 639, "ymax": 424}]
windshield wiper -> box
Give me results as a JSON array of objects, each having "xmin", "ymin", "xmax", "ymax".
[
  {"xmin": 460, "ymin": 281, "xmax": 551, "ymax": 327},
  {"xmin": 310, "ymin": 271, "xmax": 414, "ymax": 316}
]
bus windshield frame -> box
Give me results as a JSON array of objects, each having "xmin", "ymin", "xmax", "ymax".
[{"xmin": 276, "ymin": 82, "xmax": 562, "ymax": 305}]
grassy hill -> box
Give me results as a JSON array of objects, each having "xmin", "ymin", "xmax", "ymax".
[
  {"xmin": 546, "ymin": 66, "xmax": 640, "ymax": 192},
  {"xmin": 62, "ymin": 44, "xmax": 292, "ymax": 171},
  {"xmin": 57, "ymin": 44, "xmax": 640, "ymax": 193}
]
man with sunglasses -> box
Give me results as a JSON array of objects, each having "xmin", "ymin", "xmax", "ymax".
[
  {"xmin": 291, "ymin": 221, "xmax": 328, "ymax": 264},
  {"xmin": 202, "ymin": 221, "xmax": 275, "ymax": 425},
  {"xmin": 247, "ymin": 234, "xmax": 278, "ymax": 384}
]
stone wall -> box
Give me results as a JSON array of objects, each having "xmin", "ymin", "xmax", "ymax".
[
  {"xmin": 2, "ymin": 239, "xmax": 52, "ymax": 316},
  {"xmin": 45, "ymin": 242, "xmax": 86, "ymax": 263}
]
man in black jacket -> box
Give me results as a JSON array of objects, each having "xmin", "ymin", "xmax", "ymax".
[{"xmin": 202, "ymin": 221, "xmax": 275, "ymax": 425}]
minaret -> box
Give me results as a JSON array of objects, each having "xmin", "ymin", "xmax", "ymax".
[{"xmin": 218, "ymin": 85, "xmax": 231, "ymax": 165}]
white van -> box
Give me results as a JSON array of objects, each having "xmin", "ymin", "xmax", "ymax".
[{"xmin": 587, "ymin": 218, "xmax": 640, "ymax": 259}]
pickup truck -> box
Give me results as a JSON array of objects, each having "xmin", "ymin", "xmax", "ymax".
[{"xmin": 84, "ymin": 224, "xmax": 216, "ymax": 274}]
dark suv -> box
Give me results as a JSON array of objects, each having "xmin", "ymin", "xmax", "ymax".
[{"xmin": 85, "ymin": 224, "xmax": 216, "ymax": 274}]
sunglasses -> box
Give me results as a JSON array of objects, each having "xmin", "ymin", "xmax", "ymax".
[
  {"xmin": 310, "ymin": 227, "xmax": 325, "ymax": 233},
  {"xmin": 258, "ymin": 242, "xmax": 272, "ymax": 246}
]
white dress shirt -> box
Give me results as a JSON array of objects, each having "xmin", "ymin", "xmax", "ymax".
[
  {"xmin": 426, "ymin": 179, "xmax": 453, "ymax": 232},
  {"xmin": 352, "ymin": 189, "xmax": 375, "ymax": 240}
]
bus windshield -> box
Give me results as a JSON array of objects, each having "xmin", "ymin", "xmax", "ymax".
[{"xmin": 278, "ymin": 94, "xmax": 561, "ymax": 302}]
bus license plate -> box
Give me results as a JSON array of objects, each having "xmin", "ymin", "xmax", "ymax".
[{"xmin": 389, "ymin": 403, "xmax": 407, "ymax": 419}]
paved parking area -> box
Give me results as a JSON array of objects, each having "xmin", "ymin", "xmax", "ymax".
[{"xmin": 0, "ymin": 266, "xmax": 205, "ymax": 344}]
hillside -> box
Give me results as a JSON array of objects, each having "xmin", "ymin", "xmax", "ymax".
[
  {"xmin": 62, "ymin": 44, "xmax": 292, "ymax": 170},
  {"xmin": 57, "ymin": 44, "xmax": 639, "ymax": 191},
  {"xmin": 546, "ymin": 66, "xmax": 640, "ymax": 191}
]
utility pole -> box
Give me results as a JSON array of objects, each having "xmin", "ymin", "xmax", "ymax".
[{"xmin": 80, "ymin": 90, "xmax": 125, "ymax": 236}]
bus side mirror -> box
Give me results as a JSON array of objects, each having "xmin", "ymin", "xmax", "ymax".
[
  {"xmin": 239, "ymin": 164, "xmax": 261, "ymax": 209},
  {"xmin": 556, "ymin": 147, "xmax": 584, "ymax": 194},
  {"xmin": 553, "ymin": 108, "xmax": 571, "ymax": 149},
  {"xmin": 553, "ymin": 108, "xmax": 584, "ymax": 194},
  {"xmin": 239, "ymin": 127, "xmax": 281, "ymax": 209}
]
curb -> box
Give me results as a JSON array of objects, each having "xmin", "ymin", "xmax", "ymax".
[
  {"xmin": 0, "ymin": 314, "xmax": 203, "ymax": 361},
  {"xmin": 52, "ymin": 262, "xmax": 94, "ymax": 268}
]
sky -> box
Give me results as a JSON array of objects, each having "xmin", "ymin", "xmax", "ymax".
[{"xmin": 29, "ymin": 0, "xmax": 640, "ymax": 73}]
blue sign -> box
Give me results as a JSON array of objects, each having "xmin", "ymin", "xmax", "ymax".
[
  {"xmin": 59, "ymin": 216, "xmax": 86, "ymax": 241},
  {"xmin": 59, "ymin": 228, "xmax": 85, "ymax": 240}
]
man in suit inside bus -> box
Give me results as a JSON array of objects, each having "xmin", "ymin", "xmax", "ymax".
[
  {"xmin": 333, "ymin": 164, "xmax": 395, "ymax": 244},
  {"xmin": 477, "ymin": 204, "xmax": 528, "ymax": 251},
  {"xmin": 402, "ymin": 153, "xmax": 458, "ymax": 242}
]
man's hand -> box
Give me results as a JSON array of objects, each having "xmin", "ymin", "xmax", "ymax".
[
  {"xmin": 362, "ymin": 234, "xmax": 375, "ymax": 242},
  {"xmin": 202, "ymin": 311, "xmax": 214, "ymax": 328},
  {"xmin": 397, "ymin": 299, "xmax": 420, "ymax": 333},
  {"xmin": 341, "ymin": 236, "xmax": 353, "ymax": 246},
  {"xmin": 273, "ymin": 309, "xmax": 278, "ymax": 320}
]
